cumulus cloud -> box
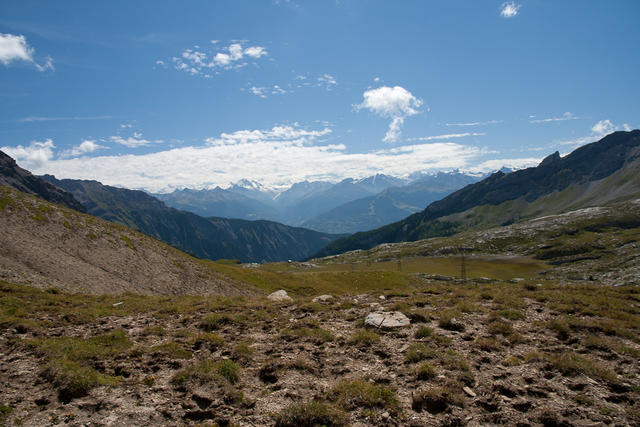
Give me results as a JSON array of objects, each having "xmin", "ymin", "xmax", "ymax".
[
  {"xmin": 170, "ymin": 41, "xmax": 268, "ymax": 76},
  {"xmin": 530, "ymin": 112, "xmax": 580, "ymax": 124},
  {"xmin": 355, "ymin": 86, "xmax": 423, "ymax": 143},
  {"xmin": 1, "ymin": 139, "xmax": 55, "ymax": 169},
  {"xmin": 500, "ymin": 2, "xmax": 521, "ymax": 18},
  {"xmin": 59, "ymin": 140, "xmax": 105, "ymax": 158},
  {"xmin": 0, "ymin": 33, "xmax": 53, "ymax": 71},
  {"xmin": 20, "ymin": 124, "xmax": 524, "ymax": 193}
]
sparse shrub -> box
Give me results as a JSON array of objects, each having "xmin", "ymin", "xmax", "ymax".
[
  {"xmin": 347, "ymin": 329, "xmax": 380, "ymax": 347},
  {"xmin": 150, "ymin": 342, "xmax": 192, "ymax": 359},
  {"xmin": 548, "ymin": 352, "xmax": 618, "ymax": 384},
  {"xmin": 438, "ymin": 310, "xmax": 465, "ymax": 332},
  {"xmin": 405, "ymin": 342, "xmax": 436, "ymax": 363},
  {"xmin": 328, "ymin": 379, "xmax": 397, "ymax": 410},
  {"xmin": 273, "ymin": 400, "xmax": 348, "ymax": 427},
  {"xmin": 523, "ymin": 351, "xmax": 545, "ymax": 363},
  {"xmin": 215, "ymin": 359, "xmax": 241, "ymax": 384},
  {"xmin": 42, "ymin": 360, "xmax": 119, "ymax": 402},
  {"xmin": 414, "ymin": 325, "xmax": 433, "ymax": 339},
  {"xmin": 502, "ymin": 356, "xmax": 521, "ymax": 367},
  {"xmin": 416, "ymin": 362, "xmax": 437, "ymax": 380},
  {"xmin": 231, "ymin": 342, "xmax": 254, "ymax": 364},
  {"xmin": 487, "ymin": 321, "xmax": 513, "ymax": 337},
  {"xmin": 192, "ymin": 332, "xmax": 224, "ymax": 350},
  {"xmin": 546, "ymin": 318, "xmax": 571, "ymax": 341},
  {"xmin": 474, "ymin": 337, "xmax": 502, "ymax": 352},
  {"xmin": 171, "ymin": 359, "xmax": 241, "ymax": 387},
  {"xmin": 199, "ymin": 313, "xmax": 239, "ymax": 331},
  {"xmin": 412, "ymin": 386, "xmax": 464, "ymax": 414}
]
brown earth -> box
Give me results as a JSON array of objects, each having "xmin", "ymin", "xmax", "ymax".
[{"xmin": 0, "ymin": 185, "xmax": 252, "ymax": 296}]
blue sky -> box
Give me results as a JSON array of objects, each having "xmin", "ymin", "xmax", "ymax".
[{"xmin": 1, "ymin": 0, "xmax": 639, "ymax": 192}]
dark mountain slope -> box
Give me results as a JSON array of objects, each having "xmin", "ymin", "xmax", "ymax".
[
  {"xmin": 41, "ymin": 177, "xmax": 343, "ymax": 263},
  {"xmin": 0, "ymin": 150, "xmax": 85, "ymax": 212},
  {"xmin": 315, "ymin": 130, "xmax": 640, "ymax": 257}
]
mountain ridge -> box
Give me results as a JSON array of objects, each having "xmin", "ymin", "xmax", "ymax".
[{"xmin": 314, "ymin": 130, "xmax": 640, "ymax": 258}]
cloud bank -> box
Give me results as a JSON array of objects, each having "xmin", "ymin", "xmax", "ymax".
[{"xmin": 6, "ymin": 125, "xmax": 539, "ymax": 193}]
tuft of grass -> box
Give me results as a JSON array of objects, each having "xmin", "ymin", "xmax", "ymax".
[
  {"xmin": 215, "ymin": 359, "xmax": 242, "ymax": 384},
  {"xmin": 347, "ymin": 329, "xmax": 380, "ymax": 347},
  {"xmin": 474, "ymin": 337, "xmax": 502, "ymax": 352},
  {"xmin": 414, "ymin": 325, "xmax": 434, "ymax": 339},
  {"xmin": 281, "ymin": 326, "xmax": 334, "ymax": 344},
  {"xmin": 192, "ymin": 332, "xmax": 225, "ymax": 350},
  {"xmin": 120, "ymin": 234, "xmax": 136, "ymax": 251},
  {"xmin": 546, "ymin": 318, "xmax": 571, "ymax": 341},
  {"xmin": 171, "ymin": 359, "xmax": 241, "ymax": 387},
  {"xmin": 273, "ymin": 400, "xmax": 348, "ymax": 427},
  {"xmin": 416, "ymin": 362, "xmax": 437, "ymax": 380},
  {"xmin": 42, "ymin": 360, "xmax": 120, "ymax": 402},
  {"xmin": 548, "ymin": 352, "xmax": 619, "ymax": 385},
  {"xmin": 405, "ymin": 343, "xmax": 436, "ymax": 363},
  {"xmin": 149, "ymin": 342, "xmax": 192, "ymax": 359},
  {"xmin": 487, "ymin": 320, "xmax": 513, "ymax": 337},
  {"xmin": 328, "ymin": 379, "xmax": 398, "ymax": 410},
  {"xmin": 437, "ymin": 310, "xmax": 464, "ymax": 332},
  {"xmin": 231, "ymin": 342, "xmax": 254, "ymax": 364},
  {"xmin": 412, "ymin": 386, "xmax": 464, "ymax": 414},
  {"xmin": 199, "ymin": 313, "xmax": 243, "ymax": 331}
]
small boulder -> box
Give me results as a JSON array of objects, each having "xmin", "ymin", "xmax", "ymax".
[
  {"xmin": 312, "ymin": 294, "xmax": 334, "ymax": 303},
  {"xmin": 365, "ymin": 311, "xmax": 410, "ymax": 329},
  {"xmin": 267, "ymin": 290, "xmax": 293, "ymax": 302}
]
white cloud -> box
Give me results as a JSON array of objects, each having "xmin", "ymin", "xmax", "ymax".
[
  {"xmin": 60, "ymin": 140, "xmax": 105, "ymax": 158},
  {"xmin": 110, "ymin": 131, "xmax": 162, "ymax": 148},
  {"xmin": 25, "ymin": 124, "xmax": 515, "ymax": 192},
  {"xmin": 471, "ymin": 157, "xmax": 540, "ymax": 173},
  {"xmin": 591, "ymin": 119, "xmax": 615, "ymax": 137},
  {"xmin": 557, "ymin": 119, "xmax": 627, "ymax": 148},
  {"xmin": 249, "ymin": 86, "xmax": 267, "ymax": 98},
  {"xmin": 317, "ymin": 74, "xmax": 337, "ymax": 90},
  {"xmin": 500, "ymin": 2, "xmax": 521, "ymax": 18},
  {"xmin": 408, "ymin": 132, "xmax": 486, "ymax": 142},
  {"xmin": 623, "ymin": 123, "xmax": 632, "ymax": 132},
  {"xmin": 445, "ymin": 120, "xmax": 503, "ymax": 127},
  {"xmin": 0, "ymin": 33, "xmax": 53, "ymax": 71},
  {"xmin": 1, "ymin": 139, "xmax": 55, "ymax": 169},
  {"xmin": 530, "ymin": 112, "xmax": 580, "ymax": 124},
  {"xmin": 355, "ymin": 86, "xmax": 423, "ymax": 143},
  {"xmin": 170, "ymin": 41, "xmax": 268, "ymax": 76}
]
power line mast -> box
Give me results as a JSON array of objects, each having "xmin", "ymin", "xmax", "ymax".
[{"xmin": 460, "ymin": 247, "xmax": 467, "ymax": 281}]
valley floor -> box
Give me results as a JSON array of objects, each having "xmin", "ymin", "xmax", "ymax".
[{"xmin": 1, "ymin": 278, "xmax": 639, "ymax": 426}]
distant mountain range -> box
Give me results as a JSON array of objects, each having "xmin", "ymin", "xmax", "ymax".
[
  {"xmin": 41, "ymin": 176, "xmax": 343, "ymax": 263},
  {"xmin": 156, "ymin": 172, "xmax": 480, "ymax": 233},
  {"xmin": 314, "ymin": 130, "xmax": 640, "ymax": 258}
]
